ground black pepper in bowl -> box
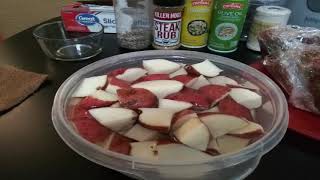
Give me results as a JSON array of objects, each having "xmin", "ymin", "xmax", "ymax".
[{"xmin": 117, "ymin": 29, "xmax": 152, "ymax": 50}]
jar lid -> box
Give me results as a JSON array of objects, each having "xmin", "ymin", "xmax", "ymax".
[
  {"xmin": 256, "ymin": 6, "xmax": 291, "ymax": 16},
  {"xmin": 153, "ymin": 0, "xmax": 185, "ymax": 7}
]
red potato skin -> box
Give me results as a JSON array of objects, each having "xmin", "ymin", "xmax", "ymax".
[
  {"xmin": 156, "ymin": 139, "xmax": 177, "ymax": 145},
  {"xmin": 67, "ymin": 98, "xmax": 84, "ymax": 121},
  {"xmin": 73, "ymin": 114, "xmax": 113, "ymax": 143},
  {"xmin": 69, "ymin": 100, "xmax": 113, "ymax": 143},
  {"xmin": 228, "ymin": 130, "xmax": 264, "ymax": 139},
  {"xmin": 78, "ymin": 96, "xmax": 116, "ymax": 109},
  {"xmin": 218, "ymin": 96, "xmax": 254, "ymax": 121},
  {"xmin": 108, "ymin": 133, "xmax": 135, "ymax": 155},
  {"xmin": 185, "ymin": 65, "xmax": 200, "ymax": 76},
  {"xmin": 138, "ymin": 122, "xmax": 170, "ymax": 133},
  {"xmin": 166, "ymin": 88, "xmax": 210, "ymax": 111},
  {"xmin": 171, "ymin": 109, "xmax": 195, "ymax": 125},
  {"xmin": 248, "ymin": 134, "xmax": 265, "ymax": 145},
  {"xmin": 198, "ymin": 85, "xmax": 231, "ymax": 104},
  {"xmin": 107, "ymin": 76, "xmax": 131, "ymax": 89},
  {"xmin": 227, "ymin": 84, "xmax": 257, "ymax": 91},
  {"xmin": 108, "ymin": 68, "xmax": 127, "ymax": 77},
  {"xmin": 102, "ymin": 76, "xmax": 131, "ymax": 91},
  {"xmin": 68, "ymin": 105, "xmax": 91, "ymax": 122},
  {"xmin": 96, "ymin": 75, "xmax": 109, "ymax": 90},
  {"xmin": 171, "ymin": 75, "xmax": 197, "ymax": 84},
  {"xmin": 197, "ymin": 112, "xmax": 220, "ymax": 118},
  {"xmin": 69, "ymin": 97, "xmax": 83, "ymax": 106},
  {"xmin": 205, "ymin": 149, "xmax": 220, "ymax": 156},
  {"xmin": 133, "ymin": 74, "xmax": 170, "ymax": 83},
  {"xmin": 117, "ymin": 88, "xmax": 158, "ymax": 109},
  {"xmin": 170, "ymin": 134, "xmax": 185, "ymax": 144}
]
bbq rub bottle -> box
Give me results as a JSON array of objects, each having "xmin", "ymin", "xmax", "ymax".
[{"xmin": 153, "ymin": 0, "xmax": 185, "ymax": 50}]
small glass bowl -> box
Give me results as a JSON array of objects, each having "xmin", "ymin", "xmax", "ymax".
[{"xmin": 33, "ymin": 21, "xmax": 103, "ymax": 61}]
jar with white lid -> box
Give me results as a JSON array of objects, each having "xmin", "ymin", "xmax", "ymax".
[
  {"xmin": 246, "ymin": 5, "xmax": 291, "ymax": 51},
  {"xmin": 240, "ymin": 0, "xmax": 288, "ymax": 41}
]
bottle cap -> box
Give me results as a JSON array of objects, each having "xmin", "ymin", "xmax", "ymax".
[
  {"xmin": 153, "ymin": 0, "xmax": 185, "ymax": 7},
  {"xmin": 256, "ymin": 6, "xmax": 291, "ymax": 17}
]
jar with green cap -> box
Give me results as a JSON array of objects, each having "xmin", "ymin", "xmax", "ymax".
[{"xmin": 152, "ymin": 0, "xmax": 185, "ymax": 50}]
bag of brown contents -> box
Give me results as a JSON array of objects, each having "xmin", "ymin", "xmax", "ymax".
[{"xmin": 258, "ymin": 25, "xmax": 320, "ymax": 114}]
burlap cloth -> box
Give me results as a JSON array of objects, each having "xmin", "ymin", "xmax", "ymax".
[{"xmin": 0, "ymin": 65, "xmax": 47, "ymax": 112}]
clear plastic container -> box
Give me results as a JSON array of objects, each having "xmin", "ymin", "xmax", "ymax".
[
  {"xmin": 113, "ymin": 0, "xmax": 153, "ymax": 50},
  {"xmin": 52, "ymin": 50, "xmax": 288, "ymax": 180}
]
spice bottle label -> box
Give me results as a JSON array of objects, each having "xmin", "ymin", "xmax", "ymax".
[
  {"xmin": 153, "ymin": 11, "xmax": 182, "ymax": 47},
  {"xmin": 208, "ymin": 0, "xmax": 249, "ymax": 52},
  {"xmin": 181, "ymin": 0, "xmax": 214, "ymax": 48}
]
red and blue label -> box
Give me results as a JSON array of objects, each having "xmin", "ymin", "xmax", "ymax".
[
  {"xmin": 61, "ymin": 3, "xmax": 116, "ymax": 33},
  {"xmin": 76, "ymin": 13, "xmax": 100, "ymax": 26}
]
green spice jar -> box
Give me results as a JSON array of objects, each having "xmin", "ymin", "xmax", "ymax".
[
  {"xmin": 208, "ymin": 0, "xmax": 249, "ymax": 53},
  {"xmin": 153, "ymin": 0, "xmax": 185, "ymax": 50}
]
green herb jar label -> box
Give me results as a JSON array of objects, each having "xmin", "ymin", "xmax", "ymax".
[{"xmin": 208, "ymin": 0, "xmax": 248, "ymax": 52}]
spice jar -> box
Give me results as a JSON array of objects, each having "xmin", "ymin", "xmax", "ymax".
[
  {"xmin": 246, "ymin": 6, "xmax": 291, "ymax": 51},
  {"xmin": 240, "ymin": 0, "xmax": 286, "ymax": 41},
  {"xmin": 207, "ymin": 0, "xmax": 249, "ymax": 53},
  {"xmin": 113, "ymin": 0, "xmax": 152, "ymax": 50},
  {"xmin": 152, "ymin": 0, "xmax": 185, "ymax": 50},
  {"xmin": 181, "ymin": 0, "xmax": 214, "ymax": 48}
]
